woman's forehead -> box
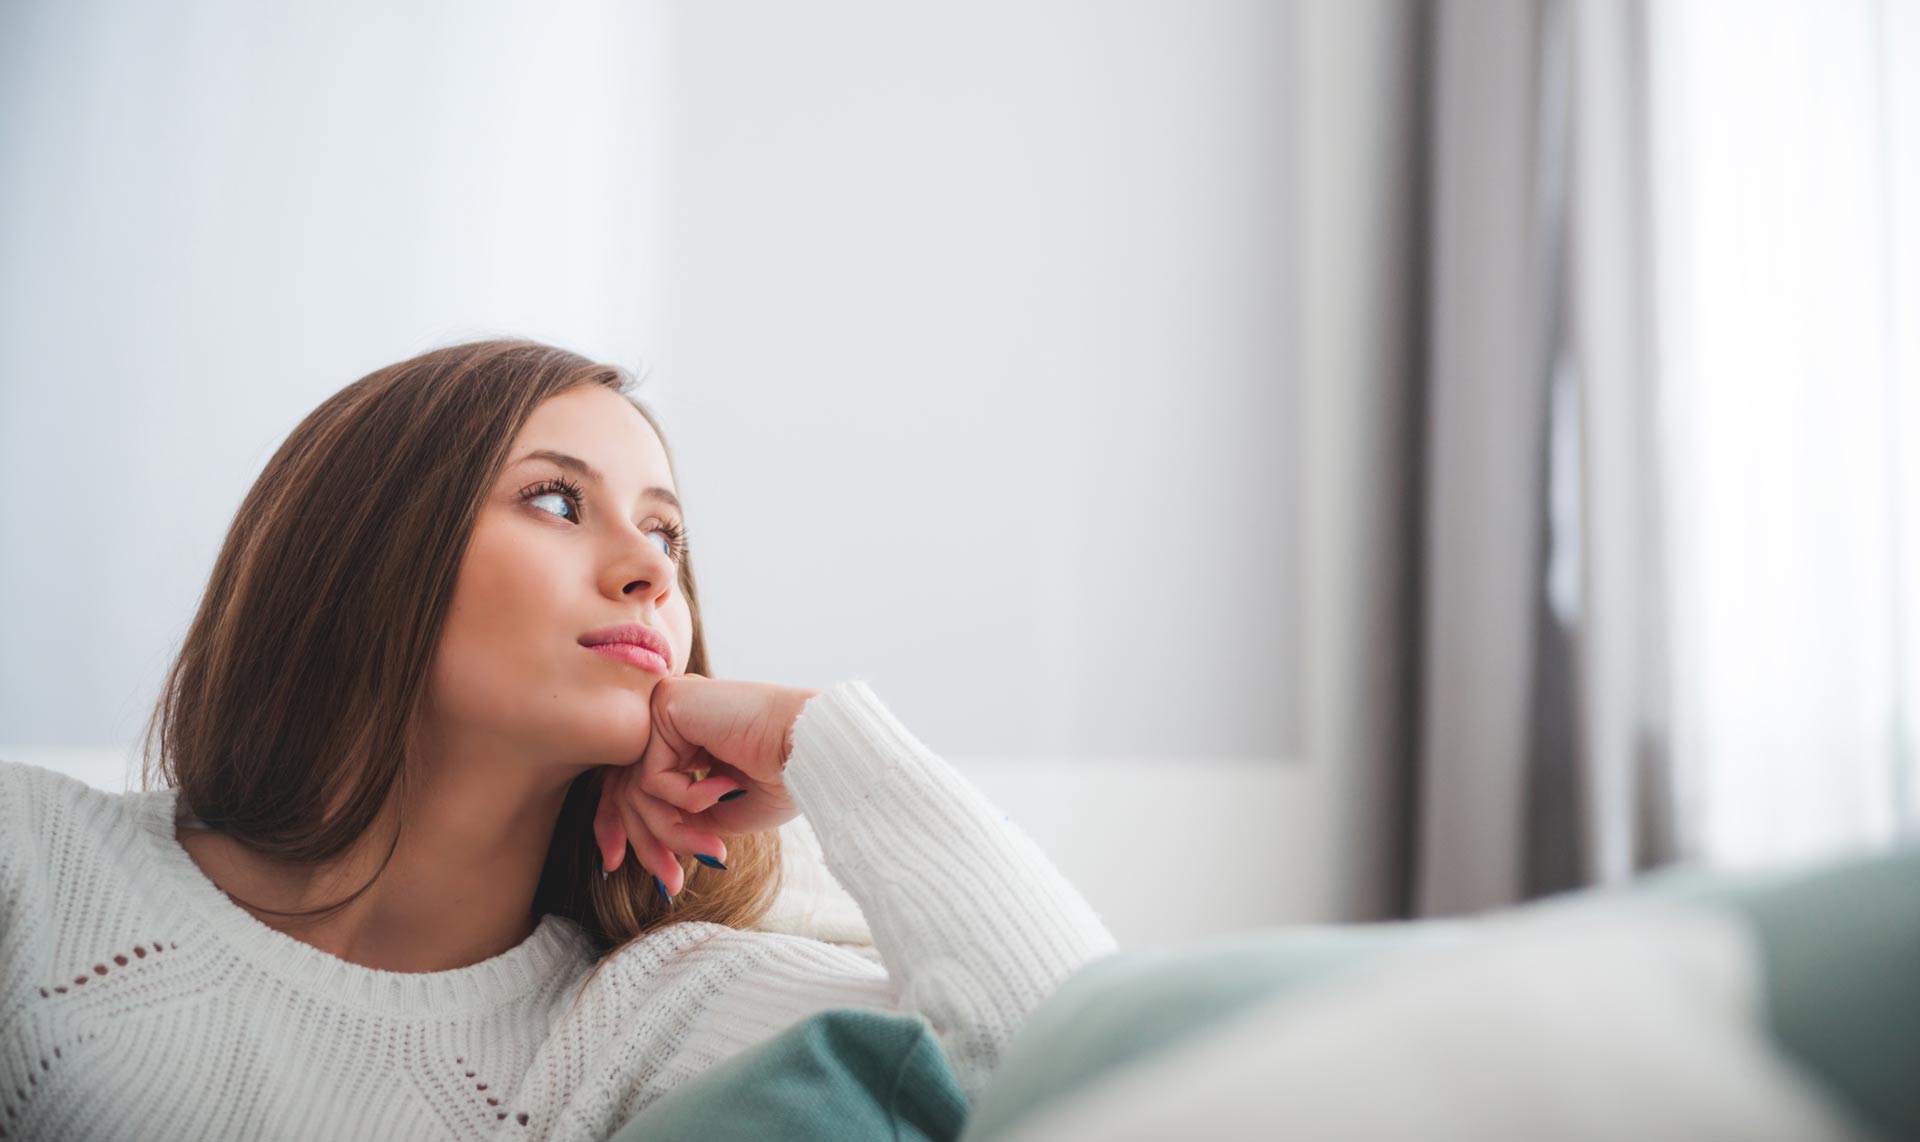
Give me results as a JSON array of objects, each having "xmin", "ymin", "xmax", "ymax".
[{"xmin": 509, "ymin": 388, "xmax": 677, "ymax": 500}]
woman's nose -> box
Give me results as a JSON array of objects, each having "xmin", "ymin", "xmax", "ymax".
[{"xmin": 608, "ymin": 529, "xmax": 674, "ymax": 602}]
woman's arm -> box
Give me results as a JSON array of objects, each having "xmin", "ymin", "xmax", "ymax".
[{"xmin": 774, "ymin": 679, "xmax": 1121, "ymax": 1099}]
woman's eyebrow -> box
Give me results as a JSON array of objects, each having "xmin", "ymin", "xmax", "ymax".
[{"xmin": 510, "ymin": 449, "xmax": 682, "ymax": 512}]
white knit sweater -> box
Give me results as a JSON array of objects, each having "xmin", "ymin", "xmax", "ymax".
[{"xmin": 0, "ymin": 679, "xmax": 1119, "ymax": 1141}]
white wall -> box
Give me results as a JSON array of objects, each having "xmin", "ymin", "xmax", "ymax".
[
  {"xmin": 662, "ymin": 2, "xmax": 1302, "ymax": 764},
  {"xmin": 0, "ymin": 0, "xmax": 673, "ymax": 741},
  {"xmin": 0, "ymin": 1, "xmax": 1421, "ymax": 938}
]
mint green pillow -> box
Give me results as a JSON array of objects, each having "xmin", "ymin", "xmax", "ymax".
[
  {"xmin": 1635, "ymin": 846, "xmax": 1920, "ymax": 1141},
  {"xmin": 609, "ymin": 1007, "xmax": 969, "ymax": 1142}
]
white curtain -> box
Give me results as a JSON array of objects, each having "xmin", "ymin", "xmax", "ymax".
[{"xmin": 1650, "ymin": 0, "xmax": 1920, "ymax": 868}]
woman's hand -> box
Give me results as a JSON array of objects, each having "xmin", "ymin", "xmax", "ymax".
[{"xmin": 592, "ymin": 674, "xmax": 819, "ymax": 896}]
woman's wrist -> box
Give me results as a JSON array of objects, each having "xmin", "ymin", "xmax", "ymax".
[{"xmin": 781, "ymin": 687, "xmax": 823, "ymax": 769}]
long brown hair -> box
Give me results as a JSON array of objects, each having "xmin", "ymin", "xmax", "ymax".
[{"xmin": 137, "ymin": 338, "xmax": 783, "ymax": 964}]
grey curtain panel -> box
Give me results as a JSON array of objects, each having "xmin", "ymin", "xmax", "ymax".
[
  {"xmin": 1218, "ymin": 0, "xmax": 1679, "ymax": 923},
  {"xmin": 1353, "ymin": 0, "xmax": 1676, "ymax": 919}
]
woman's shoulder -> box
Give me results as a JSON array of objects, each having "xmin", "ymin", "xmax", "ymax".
[
  {"xmin": 1, "ymin": 753, "xmax": 135, "ymax": 813},
  {"xmin": 1, "ymin": 757, "xmax": 89, "ymax": 835},
  {"xmin": 0, "ymin": 757, "xmax": 155, "ymax": 868}
]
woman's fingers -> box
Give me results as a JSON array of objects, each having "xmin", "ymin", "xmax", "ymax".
[
  {"xmin": 631, "ymin": 790, "xmax": 728, "ymax": 873},
  {"xmin": 617, "ymin": 794, "xmax": 684, "ymax": 895},
  {"xmin": 642, "ymin": 765, "xmax": 748, "ymax": 815},
  {"xmin": 595, "ymin": 765, "xmax": 732, "ymax": 898},
  {"xmin": 593, "ymin": 770, "xmax": 631, "ymax": 874}
]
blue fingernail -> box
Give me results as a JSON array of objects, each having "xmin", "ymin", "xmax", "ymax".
[
  {"xmin": 694, "ymin": 854, "xmax": 728, "ymax": 870},
  {"xmin": 654, "ymin": 875, "xmax": 673, "ymax": 904},
  {"xmin": 718, "ymin": 789, "xmax": 747, "ymax": 802}
]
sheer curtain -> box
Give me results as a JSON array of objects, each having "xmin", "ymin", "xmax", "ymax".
[{"xmin": 1650, "ymin": 0, "xmax": 1920, "ymax": 868}]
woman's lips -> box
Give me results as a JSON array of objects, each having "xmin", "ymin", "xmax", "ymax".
[{"xmin": 586, "ymin": 642, "xmax": 669, "ymax": 676}]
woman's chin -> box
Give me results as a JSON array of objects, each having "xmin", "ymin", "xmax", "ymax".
[
  {"xmin": 574, "ymin": 661, "xmax": 663, "ymax": 695},
  {"xmin": 551, "ymin": 697, "xmax": 650, "ymax": 755}
]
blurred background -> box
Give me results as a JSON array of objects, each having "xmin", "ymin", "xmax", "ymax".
[{"xmin": 1, "ymin": 0, "xmax": 1914, "ymax": 947}]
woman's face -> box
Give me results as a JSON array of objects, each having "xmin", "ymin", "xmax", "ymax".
[{"xmin": 425, "ymin": 384, "xmax": 694, "ymax": 771}]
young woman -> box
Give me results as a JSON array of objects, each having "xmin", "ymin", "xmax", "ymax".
[{"xmin": 0, "ymin": 339, "xmax": 1117, "ymax": 1140}]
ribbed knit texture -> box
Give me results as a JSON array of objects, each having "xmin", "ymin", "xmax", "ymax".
[{"xmin": 0, "ymin": 679, "xmax": 1118, "ymax": 1141}]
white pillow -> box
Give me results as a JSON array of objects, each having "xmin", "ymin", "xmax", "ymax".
[
  {"xmin": 750, "ymin": 814, "xmax": 879, "ymax": 961},
  {"xmin": 994, "ymin": 901, "xmax": 1865, "ymax": 1142}
]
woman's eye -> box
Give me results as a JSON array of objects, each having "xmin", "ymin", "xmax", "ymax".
[
  {"xmin": 646, "ymin": 518, "xmax": 690, "ymax": 562},
  {"xmin": 522, "ymin": 478, "xmax": 684, "ymax": 558},
  {"xmin": 522, "ymin": 479, "xmax": 585, "ymax": 522},
  {"xmin": 528, "ymin": 492, "xmax": 576, "ymax": 521}
]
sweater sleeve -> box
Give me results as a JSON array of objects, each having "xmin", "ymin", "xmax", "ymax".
[{"xmin": 775, "ymin": 679, "xmax": 1121, "ymax": 1100}]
